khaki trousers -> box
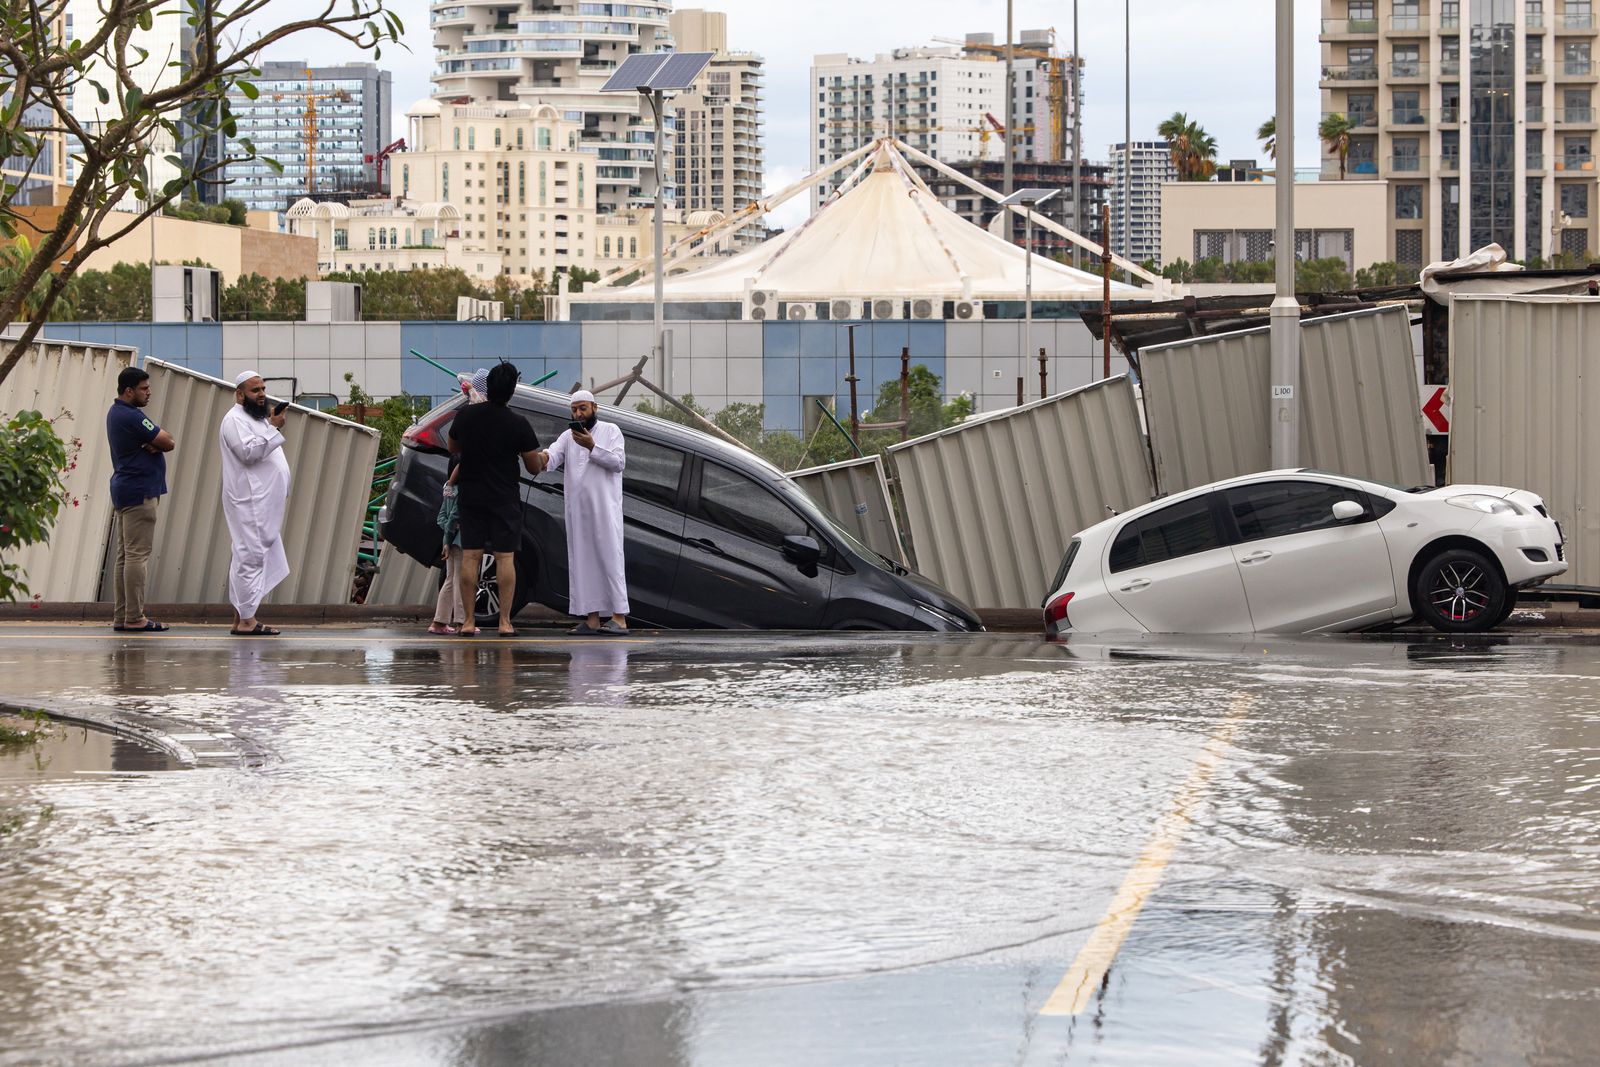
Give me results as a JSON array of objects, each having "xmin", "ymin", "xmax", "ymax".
[{"xmin": 112, "ymin": 497, "xmax": 159, "ymax": 626}]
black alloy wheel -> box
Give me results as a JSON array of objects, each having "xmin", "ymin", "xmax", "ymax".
[{"xmin": 1414, "ymin": 548, "xmax": 1507, "ymax": 633}]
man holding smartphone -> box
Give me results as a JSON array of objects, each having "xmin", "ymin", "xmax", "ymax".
[
  {"xmin": 540, "ymin": 389, "xmax": 628, "ymax": 635},
  {"xmin": 218, "ymin": 371, "xmax": 292, "ymax": 636}
]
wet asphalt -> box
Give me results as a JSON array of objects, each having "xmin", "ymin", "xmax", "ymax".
[{"xmin": 0, "ymin": 624, "xmax": 1597, "ymax": 1066}]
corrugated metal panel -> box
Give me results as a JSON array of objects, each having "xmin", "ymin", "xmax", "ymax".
[
  {"xmin": 364, "ymin": 543, "xmax": 443, "ymax": 607},
  {"xmin": 139, "ymin": 360, "xmax": 381, "ymax": 604},
  {"xmin": 1141, "ymin": 305, "xmax": 1429, "ymax": 494},
  {"xmin": 790, "ymin": 454, "xmax": 906, "ymax": 565},
  {"xmin": 1449, "ymin": 296, "xmax": 1600, "ymax": 588},
  {"xmin": 0, "ymin": 340, "xmax": 136, "ymax": 601},
  {"xmin": 886, "ymin": 376, "xmax": 1154, "ymax": 608}
]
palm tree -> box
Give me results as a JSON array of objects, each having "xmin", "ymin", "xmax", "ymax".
[
  {"xmin": 1157, "ymin": 111, "xmax": 1220, "ymax": 181},
  {"xmin": 0, "ymin": 236, "xmax": 72, "ymax": 320},
  {"xmin": 1319, "ymin": 112, "xmax": 1355, "ymax": 180},
  {"xmin": 1257, "ymin": 117, "xmax": 1276, "ymax": 162}
]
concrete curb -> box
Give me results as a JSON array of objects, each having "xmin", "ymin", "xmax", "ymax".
[{"xmin": 0, "ymin": 691, "xmax": 268, "ymax": 768}]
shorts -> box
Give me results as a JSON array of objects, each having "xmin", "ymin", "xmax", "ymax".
[{"xmin": 458, "ymin": 504, "xmax": 521, "ymax": 554}]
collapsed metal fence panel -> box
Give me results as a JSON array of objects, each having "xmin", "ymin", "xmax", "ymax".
[
  {"xmin": 1449, "ymin": 295, "xmax": 1600, "ymax": 588},
  {"xmin": 365, "ymin": 544, "xmax": 442, "ymax": 607},
  {"xmin": 790, "ymin": 454, "xmax": 906, "ymax": 565},
  {"xmin": 0, "ymin": 339, "xmax": 136, "ymax": 602},
  {"xmin": 1140, "ymin": 305, "xmax": 1429, "ymax": 495},
  {"xmin": 138, "ymin": 360, "xmax": 381, "ymax": 604},
  {"xmin": 887, "ymin": 376, "xmax": 1154, "ymax": 609}
]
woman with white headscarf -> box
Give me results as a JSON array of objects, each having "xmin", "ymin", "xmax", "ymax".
[{"xmin": 541, "ymin": 389, "xmax": 629, "ymax": 634}]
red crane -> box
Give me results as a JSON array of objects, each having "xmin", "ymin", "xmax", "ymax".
[{"xmin": 365, "ymin": 138, "xmax": 408, "ymax": 189}]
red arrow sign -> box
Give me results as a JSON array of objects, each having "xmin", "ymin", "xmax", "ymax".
[{"xmin": 1422, "ymin": 386, "xmax": 1450, "ymax": 434}]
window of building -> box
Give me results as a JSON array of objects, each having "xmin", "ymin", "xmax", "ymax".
[
  {"xmin": 1349, "ymin": 45, "xmax": 1377, "ymax": 71},
  {"xmin": 1392, "ymin": 44, "xmax": 1421, "ymax": 77},
  {"xmin": 401, "ymin": 164, "xmax": 410, "ymax": 198},
  {"xmin": 468, "ymin": 127, "xmax": 476, "ymax": 150},
  {"xmin": 1566, "ymin": 40, "xmax": 1592, "ymax": 75},
  {"xmin": 1347, "ymin": 91, "xmax": 1377, "ymax": 127},
  {"xmin": 603, "ymin": 236, "xmax": 610, "ymax": 256},
  {"xmin": 1393, "ymin": 90, "xmax": 1423, "ymax": 124},
  {"xmin": 1392, "ymin": 0, "xmax": 1422, "ymax": 30},
  {"xmin": 1562, "ymin": 182, "xmax": 1589, "ymax": 217},
  {"xmin": 453, "ymin": 128, "xmax": 460, "ymax": 150},
  {"xmin": 1348, "ymin": 0, "xmax": 1376, "ymax": 22},
  {"xmin": 1524, "ymin": 178, "xmax": 1541, "ymax": 260},
  {"xmin": 1392, "ymin": 136, "xmax": 1422, "ymax": 171},
  {"xmin": 1528, "ymin": 34, "xmax": 1545, "ymax": 74},
  {"xmin": 1564, "ymin": 135, "xmax": 1592, "ymax": 166},
  {"xmin": 1396, "ymin": 229, "xmax": 1423, "ymax": 266},
  {"xmin": 578, "ymin": 163, "xmax": 584, "ymax": 202},
  {"xmin": 1441, "ymin": 36, "xmax": 1460, "ymax": 76},
  {"xmin": 518, "ymin": 162, "xmax": 525, "ymax": 204},
  {"xmin": 1565, "ymin": 89, "xmax": 1592, "ymax": 123},
  {"xmin": 494, "ymin": 128, "xmax": 502, "ymax": 147},
  {"xmin": 334, "ymin": 228, "xmax": 348, "ymax": 250},
  {"xmin": 539, "ymin": 161, "xmax": 547, "ymax": 203},
  {"xmin": 629, "ymin": 237, "xmax": 637, "ymax": 257},
  {"xmin": 442, "ymin": 163, "xmax": 449, "ymax": 200},
  {"xmin": 391, "ymin": 228, "xmax": 398, "ymax": 248},
  {"xmin": 368, "ymin": 229, "xmax": 376, "ymax": 250},
  {"xmin": 538, "ymin": 127, "xmax": 551, "ymax": 150},
  {"xmin": 1396, "ymin": 184, "xmax": 1424, "ymax": 219},
  {"xmin": 1528, "ymin": 0, "xmax": 1545, "ymax": 29}
]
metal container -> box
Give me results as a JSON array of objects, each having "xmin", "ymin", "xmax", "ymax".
[
  {"xmin": 1140, "ymin": 304, "xmax": 1429, "ymax": 494},
  {"xmin": 138, "ymin": 359, "xmax": 381, "ymax": 605},
  {"xmin": 791, "ymin": 454, "xmax": 907, "ymax": 565},
  {"xmin": 887, "ymin": 376, "xmax": 1154, "ymax": 609},
  {"xmin": 1449, "ymin": 295, "xmax": 1600, "ymax": 588},
  {"xmin": 0, "ymin": 339, "xmax": 136, "ymax": 602}
]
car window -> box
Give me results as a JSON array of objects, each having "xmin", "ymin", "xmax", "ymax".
[
  {"xmin": 1108, "ymin": 495, "xmax": 1222, "ymax": 572},
  {"xmin": 697, "ymin": 462, "xmax": 827, "ymax": 560},
  {"xmin": 623, "ymin": 438, "xmax": 685, "ymax": 509},
  {"xmin": 1226, "ymin": 480, "xmax": 1370, "ymax": 541},
  {"xmin": 1109, "ymin": 524, "xmax": 1144, "ymax": 572},
  {"xmin": 1049, "ymin": 539, "xmax": 1081, "ymax": 592}
]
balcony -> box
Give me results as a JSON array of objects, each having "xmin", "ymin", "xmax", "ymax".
[
  {"xmin": 1390, "ymin": 61, "xmax": 1429, "ymax": 79},
  {"xmin": 1388, "ymin": 13, "xmax": 1429, "ymax": 32},
  {"xmin": 1562, "ymin": 60, "xmax": 1596, "ymax": 75},
  {"xmin": 1529, "ymin": 104, "xmax": 1548, "ymax": 121},
  {"xmin": 1321, "ymin": 17, "xmax": 1380, "ymax": 35},
  {"xmin": 1331, "ymin": 109, "xmax": 1380, "ymax": 129},
  {"xmin": 1389, "ymin": 107, "xmax": 1429, "ymax": 125},
  {"xmin": 1321, "ymin": 63, "xmax": 1381, "ymax": 82},
  {"xmin": 1441, "ymin": 104, "xmax": 1462, "ymax": 122},
  {"xmin": 1528, "ymin": 152, "xmax": 1547, "ymax": 169},
  {"xmin": 1556, "ymin": 154, "xmax": 1598, "ymax": 169},
  {"xmin": 1441, "ymin": 10, "xmax": 1461, "ymax": 28},
  {"xmin": 1441, "ymin": 58, "xmax": 1461, "ymax": 75},
  {"xmin": 1529, "ymin": 59, "xmax": 1548, "ymax": 76},
  {"xmin": 1388, "ymin": 154, "xmax": 1428, "ymax": 172},
  {"xmin": 1559, "ymin": 106, "xmax": 1598, "ymax": 122},
  {"xmin": 1529, "ymin": 12, "xmax": 1547, "ymax": 29},
  {"xmin": 1441, "ymin": 152, "xmax": 1460, "ymax": 172},
  {"xmin": 1560, "ymin": 14, "xmax": 1598, "ymax": 32}
]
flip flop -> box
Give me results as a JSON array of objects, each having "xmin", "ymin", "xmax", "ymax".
[
  {"xmin": 230, "ymin": 624, "xmax": 280, "ymax": 636},
  {"xmin": 457, "ymin": 627, "xmax": 481, "ymax": 637},
  {"xmin": 597, "ymin": 621, "xmax": 629, "ymax": 636},
  {"xmin": 495, "ymin": 629, "xmax": 519, "ymax": 638},
  {"xmin": 427, "ymin": 623, "xmax": 459, "ymax": 635},
  {"xmin": 568, "ymin": 622, "xmax": 602, "ymax": 636},
  {"xmin": 127, "ymin": 620, "xmax": 170, "ymax": 632}
]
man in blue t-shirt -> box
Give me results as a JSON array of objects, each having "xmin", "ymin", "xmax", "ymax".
[{"xmin": 106, "ymin": 367, "xmax": 176, "ymax": 632}]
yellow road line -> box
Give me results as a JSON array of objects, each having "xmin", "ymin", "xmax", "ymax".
[{"xmin": 1039, "ymin": 692, "xmax": 1254, "ymax": 1017}]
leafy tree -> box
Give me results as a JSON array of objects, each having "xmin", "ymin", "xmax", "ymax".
[
  {"xmin": 1354, "ymin": 261, "xmax": 1421, "ymax": 287},
  {"xmin": 1295, "ymin": 257, "xmax": 1353, "ymax": 292},
  {"xmin": 1192, "ymin": 256, "xmax": 1226, "ymax": 283},
  {"xmin": 323, "ymin": 267, "xmax": 485, "ymax": 320},
  {"xmin": 1157, "ymin": 112, "xmax": 1219, "ymax": 181},
  {"xmin": 1257, "ymin": 117, "xmax": 1276, "ymax": 162},
  {"xmin": 339, "ymin": 373, "xmax": 427, "ymax": 457},
  {"xmin": 1161, "ymin": 258, "xmax": 1195, "ymax": 283},
  {"xmin": 0, "ymin": 0, "xmax": 405, "ymax": 386},
  {"xmin": 164, "ymin": 198, "xmax": 249, "ymax": 226},
  {"xmin": 61, "ymin": 262, "xmax": 152, "ymax": 320},
  {"xmin": 0, "ymin": 410, "xmax": 77, "ymax": 602},
  {"xmin": 1319, "ymin": 113, "xmax": 1356, "ymax": 180},
  {"xmin": 268, "ymin": 276, "xmax": 306, "ymax": 320},
  {"xmin": 0, "ymin": 236, "xmax": 75, "ymax": 319}
]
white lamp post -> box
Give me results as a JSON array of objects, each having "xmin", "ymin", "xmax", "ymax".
[{"xmin": 1001, "ymin": 187, "xmax": 1059, "ymax": 397}]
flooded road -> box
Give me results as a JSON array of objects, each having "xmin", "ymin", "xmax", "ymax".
[{"xmin": 0, "ymin": 627, "xmax": 1596, "ymax": 1065}]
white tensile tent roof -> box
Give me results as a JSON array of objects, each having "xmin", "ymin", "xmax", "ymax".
[{"xmin": 571, "ymin": 140, "xmax": 1156, "ymax": 305}]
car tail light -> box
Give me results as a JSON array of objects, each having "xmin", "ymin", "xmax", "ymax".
[
  {"xmin": 401, "ymin": 407, "xmax": 456, "ymax": 453},
  {"xmin": 1043, "ymin": 592, "xmax": 1074, "ymax": 630}
]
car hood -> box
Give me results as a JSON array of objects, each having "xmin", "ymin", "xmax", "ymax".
[
  {"xmin": 890, "ymin": 569, "xmax": 983, "ymax": 629},
  {"xmin": 1412, "ymin": 484, "xmax": 1550, "ymax": 510}
]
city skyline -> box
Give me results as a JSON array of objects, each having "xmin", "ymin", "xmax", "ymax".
[{"xmin": 254, "ymin": 0, "xmax": 1324, "ymax": 229}]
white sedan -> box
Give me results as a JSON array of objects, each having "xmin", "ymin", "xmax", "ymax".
[{"xmin": 1042, "ymin": 470, "xmax": 1566, "ymax": 635}]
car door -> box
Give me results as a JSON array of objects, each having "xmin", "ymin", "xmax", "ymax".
[
  {"xmin": 669, "ymin": 459, "xmax": 833, "ymax": 628},
  {"xmin": 1105, "ymin": 493, "xmax": 1255, "ymax": 633},
  {"xmin": 1222, "ymin": 479, "xmax": 1396, "ymax": 632},
  {"xmin": 614, "ymin": 436, "xmax": 689, "ymax": 626}
]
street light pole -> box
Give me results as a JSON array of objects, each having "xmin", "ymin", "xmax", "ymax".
[
  {"xmin": 1001, "ymin": 189, "xmax": 1058, "ymax": 403},
  {"xmin": 1270, "ymin": 0, "xmax": 1300, "ymax": 467},
  {"xmin": 1071, "ymin": 0, "xmax": 1082, "ymax": 269},
  {"xmin": 1123, "ymin": 0, "xmax": 1131, "ymax": 262},
  {"xmin": 644, "ymin": 88, "xmax": 668, "ymax": 391},
  {"xmin": 1003, "ymin": 0, "xmax": 1014, "ymax": 196}
]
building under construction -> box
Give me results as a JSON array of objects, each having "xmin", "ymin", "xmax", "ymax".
[{"xmin": 222, "ymin": 61, "xmax": 393, "ymax": 214}]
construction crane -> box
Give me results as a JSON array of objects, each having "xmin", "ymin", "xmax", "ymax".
[
  {"xmin": 930, "ymin": 31, "xmax": 1081, "ymax": 162},
  {"xmin": 271, "ymin": 69, "xmax": 353, "ymax": 195},
  {"xmin": 366, "ymin": 138, "xmax": 407, "ymax": 189}
]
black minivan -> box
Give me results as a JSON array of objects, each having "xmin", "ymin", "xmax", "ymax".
[{"xmin": 378, "ymin": 385, "xmax": 983, "ymax": 631}]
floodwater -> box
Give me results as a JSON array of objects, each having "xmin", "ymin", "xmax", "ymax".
[{"xmin": 0, "ymin": 628, "xmax": 1596, "ymax": 1066}]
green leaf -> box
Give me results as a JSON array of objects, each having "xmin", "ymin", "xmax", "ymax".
[
  {"xmin": 238, "ymin": 80, "xmax": 259, "ymax": 100},
  {"xmin": 94, "ymin": 81, "xmax": 109, "ymax": 105},
  {"xmin": 124, "ymin": 87, "xmax": 143, "ymax": 114},
  {"xmin": 137, "ymin": 9, "xmax": 152, "ymax": 30},
  {"xmin": 263, "ymin": 156, "xmax": 284, "ymax": 174}
]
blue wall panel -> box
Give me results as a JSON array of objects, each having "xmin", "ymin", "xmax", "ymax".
[{"xmin": 185, "ymin": 324, "xmax": 223, "ymax": 378}]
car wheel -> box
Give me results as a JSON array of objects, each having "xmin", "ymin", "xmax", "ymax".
[
  {"xmin": 474, "ymin": 553, "xmax": 532, "ymax": 629},
  {"xmin": 1413, "ymin": 548, "xmax": 1507, "ymax": 633}
]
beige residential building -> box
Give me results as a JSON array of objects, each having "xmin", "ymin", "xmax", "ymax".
[
  {"xmin": 1319, "ymin": 0, "xmax": 1599, "ymax": 267},
  {"xmin": 287, "ymin": 100, "xmax": 688, "ymax": 281},
  {"xmin": 670, "ymin": 10, "xmax": 766, "ymax": 250},
  {"xmin": 1161, "ymin": 180, "xmax": 1391, "ymax": 272}
]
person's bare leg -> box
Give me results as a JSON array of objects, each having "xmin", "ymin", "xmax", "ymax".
[
  {"xmin": 459, "ymin": 548, "xmax": 484, "ymax": 634},
  {"xmin": 586, "ymin": 611, "xmax": 601, "ymax": 630},
  {"xmin": 610, "ymin": 613, "xmax": 628, "ymax": 631},
  {"xmin": 494, "ymin": 552, "xmax": 517, "ymax": 634}
]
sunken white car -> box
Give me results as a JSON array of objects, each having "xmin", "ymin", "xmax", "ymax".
[{"xmin": 1042, "ymin": 470, "xmax": 1566, "ymax": 636}]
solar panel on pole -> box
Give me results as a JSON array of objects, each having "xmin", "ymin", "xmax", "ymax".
[
  {"xmin": 600, "ymin": 53, "xmax": 672, "ymax": 93},
  {"xmin": 649, "ymin": 51, "xmax": 715, "ymax": 90}
]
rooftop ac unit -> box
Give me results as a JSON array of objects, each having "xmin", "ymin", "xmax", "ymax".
[
  {"xmin": 869, "ymin": 297, "xmax": 903, "ymax": 320},
  {"xmin": 785, "ymin": 302, "xmax": 817, "ymax": 321},
  {"xmin": 830, "ymin": 298, "xmax": 863, "ymax": 320},
  {"xmin": 953, "ymin": 299, "xmax": 984, "ymax": 321},
  {"xmin": 744, "ymin": 289, "xmax": 777, "ymax": 321},
  {"xmin": 910, "ymin": 297, "xmax": 939, "ymax": 320}
]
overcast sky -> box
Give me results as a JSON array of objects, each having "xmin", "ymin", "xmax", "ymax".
[{"xmin": 259, "ymin": 0, "xmax": 1325, "ymax": 228}]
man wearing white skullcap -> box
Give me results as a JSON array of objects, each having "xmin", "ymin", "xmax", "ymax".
[
  {"xmin": 540, "ymin": 388, "xmax": 629, "ymax": 634},
  {"xmin": 217, "ymin": 370, "xmax": 291, "ymax": 635}
]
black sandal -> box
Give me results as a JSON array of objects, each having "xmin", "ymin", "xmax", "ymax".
[{"xmin": 230, "ymin": 624, "xmax": 280, "ymax": 636}]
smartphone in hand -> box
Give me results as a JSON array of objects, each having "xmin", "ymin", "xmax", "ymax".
[
  {"xmin": 568, "ymin": 420, "xmax": 584, "ymax": 433},
  {"xmin": 273, "ymin": 400, "xmax": 290, "ymax": 416}
]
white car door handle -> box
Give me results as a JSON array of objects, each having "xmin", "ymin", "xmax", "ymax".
[
  {"xmin": 1239, "ymin": 550, "xmax": 1273, "ymax": 564},
  {"xmin": 1118, "ymin": 578, "xmax": 1151, "ymax": 593}
]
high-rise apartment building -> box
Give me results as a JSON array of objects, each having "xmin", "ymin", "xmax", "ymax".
[
  {"xmin": 430, "ymin": 0, "xmax": 675, "ymax": 216},
  {"xmin": 957, "ymin": 30, "xmax": 1082, "ymax": 164},
  {"xmin": 1109, "ymin": 141, "xmax": 1177, "ymax": 264},
  {"xmin": 669, "ymin": 10, "xmax": 765, "ymax": 250},
  {"xmin": 809, "ymin": 48, "xmax": 1004, "ymax": 210},
  {"xmin": 1319, "ymin": 0, "xmax": 1598, "ymax": 266},
  {"xmin": 4, "ymin": 4, "xmax": 69, "ymax": 208},
  {"xmin": 224, "ymin": 62, "xmax": 391, "ymax": 213}
]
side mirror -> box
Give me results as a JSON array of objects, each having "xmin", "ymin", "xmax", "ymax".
[
  {"xmin": 1332, "ymin": 499, "xmax": 1366, "ymax": 522},
  {"xmin": 782, "ymin": 534, "xmax": 821, "ymax": 566}
]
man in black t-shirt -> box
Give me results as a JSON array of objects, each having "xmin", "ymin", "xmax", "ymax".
[{"xmin": 447, "ymin": 363, "xmax": 545, "ymax": 636}]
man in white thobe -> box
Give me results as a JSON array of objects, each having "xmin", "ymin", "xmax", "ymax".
[
  {"xmin": 541, "ymin": 390, "xmax": 628, "ymax": 635},
  {"xmin": 219, "ymin": 371, "xmax": 291, "ymax": 635}
]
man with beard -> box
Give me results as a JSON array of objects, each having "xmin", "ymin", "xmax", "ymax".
[
  {"xmin": 540, "ymin": 389, "xmax": 628, "ymax": 635},
  {"xmin": 106, "ymin": 366, "xmax": 175, "ymax": 632},
  {"xmin": 219, "ymin": 371, "xmax": 291, "ymax": 635}
]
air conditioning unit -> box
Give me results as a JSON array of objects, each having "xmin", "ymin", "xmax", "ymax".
[
  {"xmin": 830, "ymin": 298, "xmax": 864, "ymax": 320},
  {"xmin": 869, "ymin": 297, "xmax": 903, "ymax": 320},
  {"xmin": 785, "ymin": 302, "xmax": 817, "ymax": 321},
  {"xmin": 953, "ymin": 299, "xmax": 984, "ymax": 321},
  {"xmin": 744, "ymin": 289, "xmax": 778, "ymax": 321},
  {"xmin": 910, "ymin": 297, "xmax": 939, "ymax": 320}
]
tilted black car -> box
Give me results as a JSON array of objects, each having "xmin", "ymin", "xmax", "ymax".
[{"xmin": 377, "ymin": 385, "xmax": 983, "ymax": 631}]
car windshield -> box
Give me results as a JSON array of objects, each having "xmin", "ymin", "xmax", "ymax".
[
  {"xmin": 1299, "ymin": 468, "xmax": 1427, "ymax": 494},
  {"xmin": 781, "ymin": 480, "xmax": 905, "ymax": 574}
]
